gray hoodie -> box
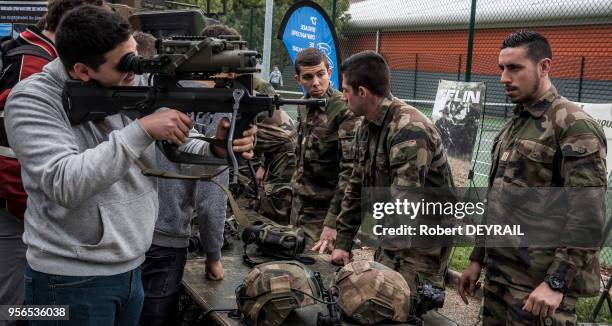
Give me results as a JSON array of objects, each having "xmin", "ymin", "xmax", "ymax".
[{"xmin": 4, "ymin": 59, "xmax": 209, "ymax": 276}]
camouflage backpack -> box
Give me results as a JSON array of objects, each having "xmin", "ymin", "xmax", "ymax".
[
  {"xmin": 235, "ymin": 261, "xmax": 322, "ymax": 326},
  {"xmin": 333, "ymin": 261, "xmax": 412, "ymax": 325}
]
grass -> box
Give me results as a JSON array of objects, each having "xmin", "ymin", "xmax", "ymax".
[
  {"xmin": 577, "ymin": 297, "xmax": 612, "ymax": 323},
  {"xmin": 448, "ymin": 246, "xmax": 473, "ymax": 272}
]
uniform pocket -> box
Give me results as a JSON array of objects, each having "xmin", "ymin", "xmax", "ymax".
[
  {"xmin": 516, "ymin": 139, "xmax": 556, "ymax": 164},
  {"xmin": 513, "ymin": 139, "xmax": 557, "ymax": 185},
  {"xmin": 307, "ymin": 126, "xmax": 338, "ymax": 163}
]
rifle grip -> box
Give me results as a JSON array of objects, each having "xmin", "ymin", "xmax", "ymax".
[{"xmin": 231, "ymin": 112, "xmax": 257, "ymax": 165}]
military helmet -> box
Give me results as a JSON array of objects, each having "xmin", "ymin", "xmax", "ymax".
[
  {"xmin": 333, "ymin": 261, "xmax": 412, "ymax": 325},
  {"xmin": 236, "ymin": 261, "xmax": 322, "ymax": 326}
]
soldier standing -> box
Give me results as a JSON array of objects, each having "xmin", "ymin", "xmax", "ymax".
[
  {"xmin": 291, "ymin": 48, "xmax": 362, "ymax": 252},
  {"xmin": 330, "ymin": 51, "xmax": 454, "ymax": 292},
  {"xmin": 458, "ymin": 31, "xmax": 606, "ymax": 325},
  {"xmin": 269, "ymin": 65, "xmax": 283, "ymax": 90},
  {"xmin": 435, "ymin": 107, "xmax": 455, "ymax": 153}
]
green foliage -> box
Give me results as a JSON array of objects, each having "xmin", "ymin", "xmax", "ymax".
[
  {"xmin": 576, "ymin": 297, "xmax": 612, "ymax": 323},
  {"xmin": 449, "ymin": 246, "xmax": 472, "ymax": 272}
]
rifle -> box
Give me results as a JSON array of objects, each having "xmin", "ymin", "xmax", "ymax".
[{"xmin": 62, "ymin": 36, "xmax": 325, "ymax": 188}]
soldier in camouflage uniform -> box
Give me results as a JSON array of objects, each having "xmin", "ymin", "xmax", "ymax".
[
  {"xmin": 435, "ymin": 107, "xmax": 455, "ymax": 152},
  {"xmin": 291, "ymin": 48, "xmax": 362, "ymax": 251},
  {"xmin": 254, "ymin": 109, "xmax": 297, "ymax": 224},
  {"xmin": 458, "ymin": 31, "xmax": 607, "ymax": 326},
  {"xmin": 331, "ymin": 51, "xmax": 454, "ymax": 292},
  {"xmin": 200, "ymin": 24, "xmax": 297, "ymax": 224}
]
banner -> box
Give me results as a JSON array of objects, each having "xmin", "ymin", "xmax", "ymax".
[
  {"xmin": 0, "ymin": 1, "xmax": 47, "ymax": 24},
  {"xmin": 579, "ymin": 102, "xmax": 612, "ymax": 178},
  {"xmin": 277, "ymin": 1, "xmax": 341, "ymax": 90},
  {"xmin": 0, "ymin": 24, "xmax": 11, "ymax": 37},
  {"xmin": 432, "ymin": 80, "xmax": 485, "ymax": 180}
]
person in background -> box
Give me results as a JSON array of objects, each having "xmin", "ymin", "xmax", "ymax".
[{"xmin": 269, "ymin": 65, "xmax": 283, "ymax": 90}]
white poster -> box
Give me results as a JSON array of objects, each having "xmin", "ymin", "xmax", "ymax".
[
  {"xmin": 432, "ymin": 80, "xmax": 485, "ymax": 168},
  {"xmin": 578, "ymin": 102, "xmax": 612, "ymax": 177}
]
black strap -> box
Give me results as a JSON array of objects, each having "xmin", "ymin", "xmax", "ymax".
[
  {"xmin": 5, "ymin": 44, "xmax": 53, "ymax": 62},
  {"xmin": 0, "ymin": 45, "xmax": 54, "ymax": 148},
  {"xmin": 242, "ymin": 244, "xmax": 316, "ymax": 267}
]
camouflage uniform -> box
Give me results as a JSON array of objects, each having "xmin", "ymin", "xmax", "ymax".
[
  {"xmin": 249, "ymin": 77, "xmax": 297, "ymax": 224},
  {"xmin": 469, "ymin": 86, "xmax": 607, "ymax": 325},
  {"xmin": 291, "ymin": 87, "xmax": 362, "ymax": 245},
  {"xmin": 254, "ymin": 110, "xmax": 297, "ymax": 224},
  {"xmin": 435, "ymin": 115, "xmax": 454, "ymax": 151},
  {"xmin": 335, "ymin": 96, "xmax": 455, "ymax": 291}
]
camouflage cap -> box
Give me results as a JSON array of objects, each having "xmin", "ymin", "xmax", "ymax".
[
  {"xmin": 236, "ymin": 261, "xmax": 322, "ymax": 326},
  {"xmin": 334, "ymin": 261, "xmax": 412, "ymax": 325}
]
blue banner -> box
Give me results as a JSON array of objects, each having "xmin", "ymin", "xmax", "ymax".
[
  {"xmin": 0, "ymin": 24, "xmax": 11, "ymax": 38},
  {"xmin": 278, "ymin": 2, "xmax": 341, "ymax": 90}
]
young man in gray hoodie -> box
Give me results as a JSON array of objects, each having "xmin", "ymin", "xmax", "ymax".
[{"xmin": 4, "ymin": 5, "xmax": 255, "ymax": 325}]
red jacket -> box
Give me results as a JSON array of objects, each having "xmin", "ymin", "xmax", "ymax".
[{"xmin": 0, "ymin": 26, "xmax": 57, "ymax": 219}]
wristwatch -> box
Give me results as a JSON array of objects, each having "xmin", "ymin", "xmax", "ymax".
[{"xmin": 544, "ymin": 274, "xmax": 565, "ymax": 292}]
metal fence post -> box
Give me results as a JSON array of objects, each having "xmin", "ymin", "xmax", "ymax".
[
  {"xmin": 414, "ymin": 54, "xmax": 419, "ymax": 100},
  {"xmin": 458, "ymin": 54, "xmax": 462, "ymax": 81},
  {"xmin": 332, "ymin": 0, "xmax": 337, "ymax": 27},
  {"xmin": 248, "ymin": 7, "xmax": 254, "ymax": 48},
  {"xmin": 465, "ymin": 0, "xmax": 477, "ymax": 82},
  {"xmin": 578, "ymin": 56, "xmax": 585, "ymax": 102}
]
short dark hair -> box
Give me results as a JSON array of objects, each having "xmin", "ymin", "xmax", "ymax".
[
  {"xmin": 294, "ymin": 48, "xmax": 329, "ymax": 74},
  {"xmin": 56, "ymin": 5, "xmax": 131, "ymax": 71},
  {"xmin": 133, "ymin": 31, "xmax": 157, "ymax": 59},
  {"xmin": 340, "ymin": 50, "xmax": 389, "ymax": 97},
  {"xmin": 45, "ymin": 0, "xmax": 104, "ymax": 33},
  {"xmin": 501, "ymin": 31, "xmax": 552, "ymax": 62},
  {"xmin": 200, "ymin": 24, "xmax": 240, "ymax": 38}
]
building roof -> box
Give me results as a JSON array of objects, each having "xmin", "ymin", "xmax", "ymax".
[{"xmin": 345, "ymin": 0, "xmax": 612, "ymax": 32}]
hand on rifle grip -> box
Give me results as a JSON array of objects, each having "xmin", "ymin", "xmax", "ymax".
[{"xmin": 211, "ymin": 117, "xmax": 257, "ymax": 159}]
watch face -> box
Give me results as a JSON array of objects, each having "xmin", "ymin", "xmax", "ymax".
[{"xmin": 548, "ymin": 276, "xmax": 564, "ymax": 290}]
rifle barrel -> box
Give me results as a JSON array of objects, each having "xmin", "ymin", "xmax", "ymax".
[{"xmin": 277, "ymin": 98, "xmax": 327, "ymax": 107}]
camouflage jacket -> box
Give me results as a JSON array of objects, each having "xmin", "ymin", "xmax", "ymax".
[
  {"xmin": 335, "ymin": 97, "xmax": 455, "ymax": 252},
  {"xmin": 470, "ymin": 86, "xmax": 607, "ymax": 297},
  {"xmin": 255, "ymin": 109, "xmax": 297, "ymax": 186},
  {"xmin": 252, "ymin": 75, "xmax": 295, "ymax": 183},
  {"xmin": 253, "ymin": 75, "xmax": 275, "ymax": 96},
  {"xmin": 293, "ymin": 88, "xmax": 362, "ymax": 228}
]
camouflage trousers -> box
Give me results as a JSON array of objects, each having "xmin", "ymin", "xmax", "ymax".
[
  {"xmin": 257, "ymin": 183, "xmax": 293, "ymax": 225},
  {"xmin": 374, "ymin": 247, "xmax": 450, "ymax": 292},
  {"xmin": 290, "ymin": 195, "xmax": 330, "ymax": 249},
  {"xmin": 482, "ymin": 278, "xmax": 577, "ymax": 326}
]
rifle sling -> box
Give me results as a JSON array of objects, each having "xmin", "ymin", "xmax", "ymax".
[{"xmin": 96, "ymin": 121, "xmax": 251, "ymax": 227}]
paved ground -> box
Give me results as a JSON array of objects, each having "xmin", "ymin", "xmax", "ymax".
[{"xmin": 440, "ymin": 285, "xmax": 482, "ymax": 326}]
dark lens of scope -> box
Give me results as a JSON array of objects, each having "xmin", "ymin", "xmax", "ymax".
[{"xmin": 118, "ymin": 52, "xmax": 142, "ymax": 74}]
